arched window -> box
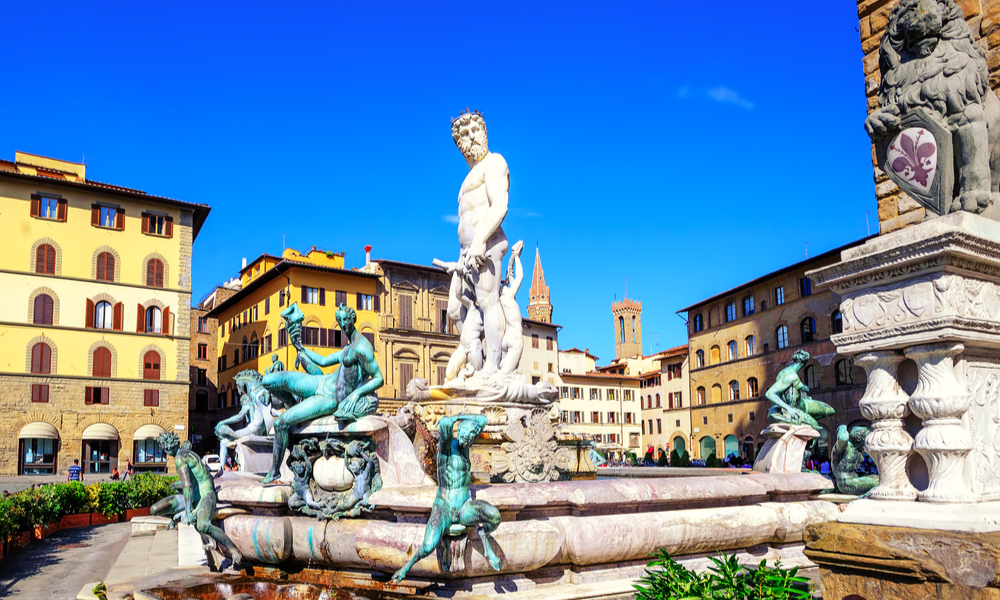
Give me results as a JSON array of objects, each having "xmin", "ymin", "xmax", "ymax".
[
  {"xmin": 250, "ymin": 334, "xmax": 259, "ymax": 360},
  {"xmin": 33, "ymin": 294, "xmax": 54, "ymax": 325},
  {"xmin": 745, "ymin": 335, "xmax": 756, "ymax": 356},
  {"xmin": 31, "ymin": 343, "xmax": 52, "ymax": 374},
  {"xmin": 693, "ymin": 314, "xmax": 703, "ymax": 332},
  {"xmin": 801, "ymin": 317, "xmax": 816, "ymax": 343},
  {"xmin": 727, "ymin": 340, "xmax": 737, "ymax": 361},
  {"xmin": 143, "ymin": 351, "xmax": 161, "ymax": 380},
  {"xmin": 95, "ymin": 301, "xmax": 114, "ymax": 330},
  {"xmin": 655, "ymin": 393, "xmax": 660, "ymax": 408},
  {"xmin": 835, "ymin": 359, "xmax": 853, "ymax": 385},
  {"xmin": 711, "ymin": 384, "xmax": 722, "ymax": 403},
  {"xmin": 700, "ymin": 436, "xmax": 717, "ymax": 460},
  {"xmin": 802, "ymin": 364, "xmax": 820, "ymax": 389},
  {"xmin": 242, "ymin": 336, "xmax": 249, "ymax": 363},
  {"xmin": 146, "ymin": 259, "xmax": 164, "ymax": 288},
  {"xmin": 747, "ymin": 377, "xmax": 759, "ymax": 398},
  {"xmin": 729, "ymin": 380, "xmax": 740, "ymax": 401},
  {"xmin": 742, "ymin": 295, "xmax": 755, "ymax": 317},
  {"xmin": 619, "ymin": 316, "xmax": 625, "ymax": 343},
  {"xmin": 92, "ymin": 347, "xmax": 111, "ymax": 378},
  {"xmin": 776, "ymin": 325, "xmax": 789, "ymax": 349},
  {"xmin": 96, "ymin": 252, "xmax": 115, "ymax": 282},
  {"xmin": 35, "ymin": 244, "xmax": 56, "ymax": 274},
  {"xmin": 832, "ymin": 310, "xmax": 843, "ymax": 334},
  {"xmin": 646, "ymin": 395, "xmax": 652, "ymax": 409},
  {"xmin": 695, "ymin": 350, "xmax": 705, "ymax": 368},
  {"xmin": 145, "ymin": 306, "xmax": 162, "ymax": 334},
  {"xmin": 631, "ymin": 316, "xmax": 636, "ymax": 343},
  {"xmin": 710, "ymin": 345, "xmax": 721, "ymax": 364},
  {"xmin": 696, "ymin": 386, "xmax": 706, "ymax": 405}
]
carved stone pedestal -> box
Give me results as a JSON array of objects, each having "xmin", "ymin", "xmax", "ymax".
[
  {"xmin": 810, "ymin": 211, "xmax": 1000, "ymax": 530},
  {"xmin": 752, "ymin": 424, "xmax": 820, "ymax": 474},
  {"xmin": 413, "ymin": 399, "xmax": 597, "ymax": 484}
]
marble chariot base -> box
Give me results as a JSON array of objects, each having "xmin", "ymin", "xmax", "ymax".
[{"xmin": 216, "ymin": 472, "xmax": 836, "ymax": 597}]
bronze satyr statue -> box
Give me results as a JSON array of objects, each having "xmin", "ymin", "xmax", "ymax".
[
  {"xmin": 832, "ymin": 424, "xmax": 879, "ymax": 496},
  {"xmin": 765, "ymin": 350, "xmax": 835, "ymax": 429},
  {"xmin": 158, "ymin": 432, "xmax": 242, "ymax": 569},
  {"xmin": 391, "ymin": 414, "xmax": 501, "ymax": 582}
]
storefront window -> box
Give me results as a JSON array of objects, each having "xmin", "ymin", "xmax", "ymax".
[
  {"xmin": 84, "ymin": 440, "xmax": 118, "ymax": 474},
  {"xmin": 20, "ymin": 438, "xmax": 57, "ymax": 475},
  {"xmin": 134, "ymin": 438, "xmax": 167, "ymax": 472}
]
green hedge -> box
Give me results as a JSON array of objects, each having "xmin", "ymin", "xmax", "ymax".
[{"xmin": 0, "ymin": 473, "xmax": 177, "ymax": 538}]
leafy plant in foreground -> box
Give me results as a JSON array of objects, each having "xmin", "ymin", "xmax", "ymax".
[{"xmin": 633, "ymin": 549, "xmax": 811, "ymax": 600}]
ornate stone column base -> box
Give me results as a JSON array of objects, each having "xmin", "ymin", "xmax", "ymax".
[{"xmin": 752, "ymin": 424, "xmax": 820, "ymax": 474}]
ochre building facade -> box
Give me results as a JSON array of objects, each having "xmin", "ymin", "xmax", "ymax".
[
  {"xmin": 680, "ymin": 239, "xmax": 871, "ymax": 461},
  {"xmin": 0, "ymin": 151, "xmax": 209, "ymax": 476}
]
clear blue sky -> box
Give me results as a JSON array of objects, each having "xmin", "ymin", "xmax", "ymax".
[{"xmin": 5, "ymin": 1, "xmax": 873, "ymax": 363}]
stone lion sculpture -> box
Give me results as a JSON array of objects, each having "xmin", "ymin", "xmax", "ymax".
[{"xmin": 865, "ymin": 0, "xmax": 1000, "ymax": 216}]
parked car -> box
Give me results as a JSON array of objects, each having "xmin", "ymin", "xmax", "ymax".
[{"xmin": 202, "ymin": 454, "xmax": 222, "ymax": 473}]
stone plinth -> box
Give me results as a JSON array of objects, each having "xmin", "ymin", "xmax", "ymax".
[
  {"xmin": 805, "ymin": 521, "xmax": 1000, "ymax": 597},
  {"xmin": 752, "ymin": 424, "xmax": 820, "ymax": 474},
  {"xmin": 809, "ymin": 212, "xmax": 1000, "ymax": 529}
]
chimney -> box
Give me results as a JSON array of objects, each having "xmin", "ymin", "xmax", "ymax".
[
  {"xmin": 365, "ymin": 245, "xmax": 372, "ymax": 267},
  {"xmin": 241, "ymin": 257, "xmax": 247, "ymax": 269}
]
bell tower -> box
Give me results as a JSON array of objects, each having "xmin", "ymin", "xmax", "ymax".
[
  {"xmin": 527, "ymin": 247, "xmax": 553, "ymax": 323},
  {"xmin": 613, "ymin": 298, "xmax": 642, "ymax": 359}
]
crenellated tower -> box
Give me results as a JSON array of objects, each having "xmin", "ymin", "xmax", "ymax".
[
  {"xmin": 526, "ymin": 247, "xmax": 553, "ymax": 323},
  {"xmin": 612, "ymin": 298, "xmax": 642, "ymax": 359}
]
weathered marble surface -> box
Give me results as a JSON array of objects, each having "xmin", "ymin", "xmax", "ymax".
[
  {"xmin": 752, "ymin": 424, "xmax": 820, "ymax": 474},
  {"xmin": 223, "ymin": 500, "xmax": 836, "ymax": 578}
]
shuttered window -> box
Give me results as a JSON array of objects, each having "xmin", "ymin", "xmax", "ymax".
[
  {"xmin": 399, "ymin": 363, "xmax": 414, "ymax": 398},
  {"xmin": 96, "ymin": 252, "xmax": 115, "ymax": 282},
  {"xmin": 85, "ymin": 387, "xmax": 110, "ymax": 405},
  {"xmin": 143, "ymin": 351, "xmax": 161, "ymax": 380},
  {"xmin": 146, "ymin": 259, "xmax": 164, "ymax": 287},
  {"xmin": 399, "ymin": 295, "xmax": 413, "ymax": 329},
  {"xmin": 33, "ymin": 294, "xmax": 54, "ymax": 325},
  {"xmin": 31, "ymin": 384, "xmax": 49, "ymax": 403},
  {"xmin": 141, "ymin": 213, "xmax": 173, "ymax": 237},
  {"xmin": 36, "ymin": 244, "xmax": 56, "ymax": 274},
  {"xmin": 335, "ymin": 290, "xmax": 347, "ymax": 307},
  {"xmin": 31, "ymin": 343, "xmax": 52, "ymax": 374},
  {"xmin": 437, "ymin": 365, "xmax": 447, "ymax": 386},
  {"xmin": 436, "ymin": 300, "xmax": 448, "ymax": 333},
  {"xmin": 92, "ymin": 347, "xmax": 112, "ymax": 378},
  {"xmin": 143, "ymin": 390, "xmax": 159, "ymax": 406},
  {"xmin": 31, "ymin": 195, "xmax": 66, "ymax": 221}
]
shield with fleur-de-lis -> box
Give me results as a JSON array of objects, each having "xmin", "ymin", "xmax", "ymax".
[{"xmin": 874, "ymin": 106, "xmax": 953, "ymax": 218}]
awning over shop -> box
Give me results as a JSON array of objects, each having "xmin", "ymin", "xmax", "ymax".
[
  {"xmin": 133, "ymin": 424, "xmax": 166, "ymax": 440},
  {"xmin": 82, "ymin": 423, "xmax": 119, "ymax": 441},
  {"xmin": 19, "ymin": 422, "xmax": 59, "ymax": 439}
]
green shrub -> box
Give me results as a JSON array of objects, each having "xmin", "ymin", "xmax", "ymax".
[
  {"xmin": 670, "ymin": 448, "xmax": 692, "ymax": 467},
  {"xmin": 704, "ymin": 452, "xmax": 725, "ymax": 469},
  {"xmin": 633, "ymin": 549, "xmax": 811, "ymax": 600},
  {"xmin": 656, "ymin": 451, "xmax": 668, "ymax": 467}
]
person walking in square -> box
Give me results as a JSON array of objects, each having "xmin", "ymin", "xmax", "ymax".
[
  {"xmin": 67, "ymin": 459, "xmax": 83, "ymax": 482},
  {"xmin": 122, "ymin": 460, "xmax": 134, "ymax": 481}
]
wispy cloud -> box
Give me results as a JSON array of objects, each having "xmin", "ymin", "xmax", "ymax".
[
  {"xmin": 676, "ymin": 85, "xmax": 692, "ymax": 98},
  {"xmin": 706, "ymin": 87, "xmax": 754, "ymax": 109},
  {"xmin": 524, "ymin": 211, "xmax": 541, "ymax": 218},
  {"xmin": 442, "ymin": 214, "xmax": 459, "ymax": 224}
]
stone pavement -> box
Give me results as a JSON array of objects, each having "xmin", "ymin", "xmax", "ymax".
[
  {"xmin": 0, "ymin": 522, "xmax": 131, "ymax": 600},
  {"xmin": 0, "ymin": 474, "xmax": 121, "ymax": 495}
]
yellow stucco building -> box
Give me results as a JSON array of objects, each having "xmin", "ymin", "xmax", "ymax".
[
  {"xmin": 206, "ymin": 248, "xmax": 379, "ymax": 403},
  {"xmin": 0, "ymin": 151, "xmax": 210, "ymax": 476}
]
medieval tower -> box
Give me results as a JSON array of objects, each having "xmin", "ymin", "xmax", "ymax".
[
  {"xmin": 613, "ymin": 298, "xmax": 642, "ymax": 359},
  {"xmin": 527, "ymin": 247, "xmax": 553, "ymax": 323}
]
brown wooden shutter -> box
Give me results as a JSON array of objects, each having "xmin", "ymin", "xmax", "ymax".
[
  {"xmin": 113, "ymin": 302, "xmax": 123, "ymax": 331},
  {"xmin": 279, "ymin": 290, "xmax": 285, "ymax": 307},
  {"xmin": 301, "ymin": 287, "xmax": 307, "ymax": 304},
  {"xmin": 265, "ymin": 297, "xmax": 270, "ymax": 315},
  {"xmin": 31, "ymin": 344, "xmax": 41, "ymax": 374},
  {"xmin": 320, "ymin": 328, "xmax": 327, "ymax": 347},
  {"xmin": 156, "ymin": 261, "xmax": 164, "ymax": 287},
  {"xmin": 136, "ymin": 304, "xmax": 145, "ymax": 333},
  {"xmin": 86, "ymin": 299, "xmax": 95, "ymax": 329},
  {"xmin": 141, "ymin": 213, "xmax": 149, "ymax": 234},
  {"xmin": 101, "ymin": 388, "xmax": 109, "ymax": 404},
  {"xmin": 91, "ymin": 204, "xmax": 99, "ymax": 226},
  {"xmin": 356, "ymin": 292, "xmax": 362, "ymax": 309},
  {"xmin": 40, "ymin": 344, "xmax": 51, "ymax": 374},
  {"xmin": 85, "ymin": 387, "xmax": 93, "ymax": 405},
  {"xmin": 400, "ymin": 295, "xmax": 412, "ymax": 329},
  {"xmin": 162, "ymin": 307, "xmax": 170, "ymax": 335},
  {"xmin": 373, "ymin": 294, "xmax": 380, "ymax": 313},
  {"xmin": 115, "ymin": 208, "xmax": 125, "ymax": 230},
  {"xmin": 319, "ymin": 288, "xmax": 326, "ymax": 306},
  {"xmin": 437, "ymin": 365, "xmax": 447, "ymax": 386},
  {"xmin": 400, "ymin": 363, "xmax": 414, "ymax": 398},
  {"xmin": 165, "ymin": 216, "xmax": 173, "ymax": 237},
  {"xmin": 57, "ymin": 199, "xmax": 67, "ymax": 221},
  {"xmin": 46, "ymin": 246, "xmax": 55, "ymax": 274},
  {"xmin": 30, "ymin": 196, "xmax": 40, "ymax": 217}
]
